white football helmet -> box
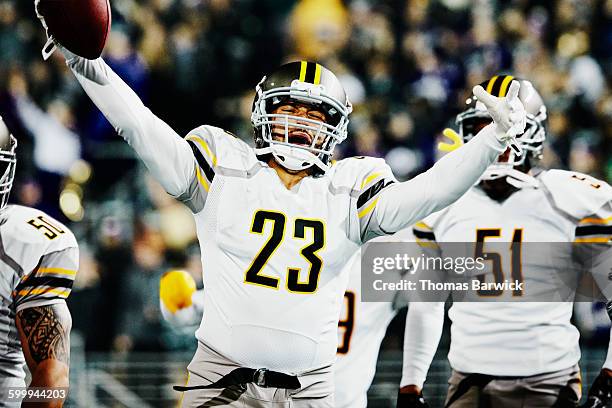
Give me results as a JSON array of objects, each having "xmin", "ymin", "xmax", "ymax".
[
  {"xmin": 251, "ymin": 61, "xmax": 352, "ymax": 174},
  {"xmin": 0, "ymin": 117, "xmax": 16, "ymax": 211},
  {"xmin": 457, "ymin": 75, "xmax": 547, "ymax": 186}
]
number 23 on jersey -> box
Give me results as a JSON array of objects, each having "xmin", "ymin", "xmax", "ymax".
[{"xmin": 244, "ymin": 210, "xmax": 325, "ymax": 294}]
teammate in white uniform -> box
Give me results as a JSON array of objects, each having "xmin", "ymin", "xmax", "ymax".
[
  {"xmin": 334, "ymin": 242, "xmax": 405, "ymax": 408},
  {"xmin": 0, "ymin": 117, "xmax": 79, "ymax": 407},
  {"xmin": 37, "ymin": 8, "xmax": 528, "ymax": 403},
  {"xmin": 398, "ymin": 76, "xmax": 612, "ymax": 407}
]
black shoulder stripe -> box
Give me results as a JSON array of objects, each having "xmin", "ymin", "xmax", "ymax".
[
  {"xmin": 575, "ymin": 225, "xmax": 612, "ymax": 237},
  {"xmin": 357, "ymin": 179, "xmax": 395, "ymax": 209},
  {"xmin": 413, "ymin": 229, "xmax": 436, "ymax": 241},
  {"xmin": 187, "ymin": 140, "xmax": 215, "ymax": 183},
  {"xmin": 16, "ymin": 276, "xmax": 74, "ymax": 292}
]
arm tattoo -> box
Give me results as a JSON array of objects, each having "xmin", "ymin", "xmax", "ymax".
[{"xmin": 17, "ymin": 305, "xmax": 70, "ymax": 365}]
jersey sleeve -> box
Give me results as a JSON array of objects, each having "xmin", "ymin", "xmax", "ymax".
[
  {"xmin": 352, "ymin": 158, "xmax": 398, "ymax": 241},
  {"xmin": 412, "ymin": 218, "xmax": 441, "ymax": 252},
  {"xmin": 574, "ymin": 202, "xmax": 612, "ymax": 245},
  {"xmin": 400, "ymin": 301, "xmax": 445, "ymax": 388},
  {"xmin": 574, "ymin": 201, "xmax": 612, "ymax": 300},
  {"xmin": 540, "ymin": 170, "xmax": 612, "ymax": 224},
  {"xmin": 65, "ymin": 52, "xmax": 196, "ymax": 198},
  {"xmin": 175, "ymin": 126, "xmax": 220, "ymax": 213},
  {"xmin": 541, "ymin": 170, "xmax": 612, "ymax": 299},
  {"xmin": 371, "ymin": 124, "xmax": 504, "ymax": 236},
  {"xmin": 178, "ymin": 126, "xmax": 249, "ymax": 213},
  {"xmin": 411, "ymin": 217, "xmax": 452, "ymax": 303},
  {"xmin": 13, "ymin": 246, "xmax": 79, "ymax": 312}
]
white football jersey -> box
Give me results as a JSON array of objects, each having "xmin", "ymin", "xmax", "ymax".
[
  {"xmin": 414, "ymin": 169, "xmax": 612, "ymax": 376},
  {"xmin": 183, "ymin": 126, "xmax": 397, "ymax": 373},
  {"xmin": 0, "ymin": 205, "xmax": 78, "ymax": 383},
  {"xmin": 334, "ymin": 247, "xmax": 398, "ymax": 408}
]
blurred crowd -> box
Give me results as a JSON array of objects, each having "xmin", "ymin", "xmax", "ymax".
[{"xmin": 0, "ymin": 0, "xmax": 610, "ymax": 353}]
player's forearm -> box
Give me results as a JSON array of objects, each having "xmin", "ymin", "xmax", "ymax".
[
  {"xmin": 23, "ymin": 359, "xmax": 69, "ymax": 407},
  {"xmin": 400, "ymin": 301, "xmax": 445, "ymax": 388},
  {"xmin": 376, "ymin": 124, "xmax": 504, "ymax": 232},
  {"xmin": 65, "ymin": 53, "xmax": 194, "ymax": 196}
]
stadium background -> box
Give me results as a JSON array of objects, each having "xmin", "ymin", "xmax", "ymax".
[{"xmin": 0, "ymin": 0, "xmax": 611, "ymax": 406}]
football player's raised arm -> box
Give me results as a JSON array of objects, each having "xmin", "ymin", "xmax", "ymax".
[
  {"xmin": 63, "ymin": 50, "xmax": 194, "ymax": 197},
  {"xmin": 13, "ymin": 246, "xmax": 79, "ymax": 407},
  {"xmin": 366, "ymin": 82, "xmax": 525, "ymax": 235},
  {"xmin": 373, "ymin": 124, "xmax": 504, "ymax": 233}
]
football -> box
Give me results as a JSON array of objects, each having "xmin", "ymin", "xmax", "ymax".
[{"xmin": 36, "ymin": 0, "xmax": 111, "ymax": 59}]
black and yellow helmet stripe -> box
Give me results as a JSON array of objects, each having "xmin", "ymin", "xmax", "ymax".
[
  {"xmin": 498, "ymin": 75, "xmax": 515, "ymax": 97},
  {"xmin": 485, "ymin": 75, "xmax": 499, "ymax": 94},
  {"xmin": 298, "ymin": 61, "xmax": 322, "ymax": 85},
  {"xmin": 482, "ymin": 75, "xmax": 515, "ymax": 97}
]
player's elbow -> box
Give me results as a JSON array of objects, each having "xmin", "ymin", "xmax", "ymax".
[
  {"xmin": 31, "ymin": 359, "xmax": 70, "ymax": 389},
  {"xmin": 25, "ymin": 359, "xmax": 69, "ymax": 407}
]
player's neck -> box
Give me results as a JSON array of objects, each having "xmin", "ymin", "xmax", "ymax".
[{"xmin": 268, "ymin": 159, "xmax": 309, "ymax": 190}]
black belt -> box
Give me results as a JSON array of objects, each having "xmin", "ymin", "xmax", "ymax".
[{"xmin": 174, "ymin": 368, "xmax": 301, "ymax": 392}]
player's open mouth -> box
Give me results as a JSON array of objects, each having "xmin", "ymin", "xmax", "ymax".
[{"xmin": 287, "ymin": 132, "xmax": 312, "ymax": 147}]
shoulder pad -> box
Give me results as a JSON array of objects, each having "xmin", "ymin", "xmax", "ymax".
[
  {"xmin": 540, "ymin": 169, "xmax": 612, "ymax": 220},
  {"xmin": 2, "ymin": 205, "xmax": 77, "ymax": 254},
  {"xmin": 331, "ymin": 156, "xmax": 395, "ymax": 191},
  {"xmin": 186, "ymin": 125, "xmax": 256, "ymax": 170}
]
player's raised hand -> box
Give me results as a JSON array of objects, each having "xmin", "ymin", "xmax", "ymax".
[
  {"xmin": 472, "ymin": 80, "xmax": 526, "ymax": 156},
  {"xmin": 34, "ymin": 0, "xmax": 111, "ymax": 60}
]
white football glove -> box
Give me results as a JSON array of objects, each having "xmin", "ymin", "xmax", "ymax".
[
  {"xmin": 34, "ymin": 0, "xmax": 58, "ymax": 60},
  {"xmin": 472, "ymin": 81, "xmax": 526, "ymax": 156}
]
